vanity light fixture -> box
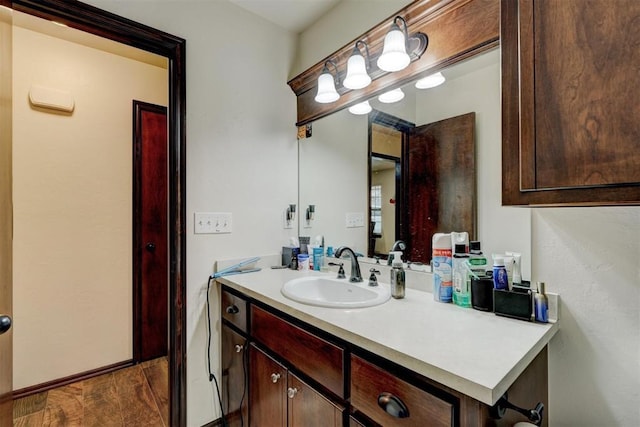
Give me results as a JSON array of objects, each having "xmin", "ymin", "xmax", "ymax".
[
  {"xmin": 377, "ymin": 16, "xmax": 428, "ymax": 73},
  {"xmin": 306, "ymin": 205, "xmax": 315, "ymax": 222},
  {"xmin": 348, "ymin": 100, "xmax": 372, "ymax": 115},
  {"xmin": 378, "ymin": 88, "xmax": 405, "ymax": 104},
  {"xmin": 286, "ymin": 204, "xmax": 296, "ymax": 221},
  {"xmin": 415, "ymin": 71, "xmax": 446, "ymax": 89},
  {"xmin": 314, "ymin": 60, "xmax": 341, "ymax": 103},
  {"xmin": 343, "ymin": 40, "xmax": 372, "ymax": 90}
]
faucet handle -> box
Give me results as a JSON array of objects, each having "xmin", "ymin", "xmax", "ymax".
[
  {"xmin": 368, "ymin": 268, "xmax": 380, "ymax": 287},
  {"xmin": 329, "ymin": 262, "xmax": 346, "ymax": 279}
]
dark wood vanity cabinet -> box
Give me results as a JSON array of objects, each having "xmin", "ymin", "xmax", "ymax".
[
  {"xmin": 250, "ymin": 344, "xmax": 344, "ymax": 427},
  {"xmin": 221, "ymin": 288, "xmax": 249, "ymax": 427},
  {"xmin": 502, "ymin": 0, "xmax": 640, "ymax": 206},
  {"xmin": 221, "ymin": 324, "xmax": 248, "ymax": 427},
  {"xmin": 220, "ymin": 285, "xmax": 548, "ymax": 426}
]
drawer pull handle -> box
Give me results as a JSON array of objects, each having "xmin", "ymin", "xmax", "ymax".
[
  {"xmin": 234, "ymin": 344, "xmax": 243, "ymax": 353},
  {"xmin": 226, "ymin": 305, "xmax": 239, "ymax": 314},
  {"xmin": 270, "ymin": 373, "xmax": 281, "ymax": 383},
  {"xmin": 287, "ymin": 387, "xmax": 298, "ymax": 399},
  {"xmin": 378, "ymin": 392, "xmax": 410, "ymax": 418}
]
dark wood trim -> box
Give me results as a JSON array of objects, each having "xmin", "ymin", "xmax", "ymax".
[
  {"xmin": 11, "ymin": 2, "xmax": 187, "ymax": 425},
  {"xmin": 12, "ymin": 360, "xmax": 134, "ymax": 400},
  {"xmin": 369, "ymin": 110, "xmax": 414, "ymax": 257},
  {"xmin": 288, "ymin": 0, "xmax": 499, "ymax": 126},
  {"xmin": 200, "ymin": 418, "xmax": 224, "ymax": 427}
]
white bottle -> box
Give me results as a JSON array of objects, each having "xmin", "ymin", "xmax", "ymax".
[{"xmin": 432, "ymin": 233, "xmax": 452, "ymax": 303}]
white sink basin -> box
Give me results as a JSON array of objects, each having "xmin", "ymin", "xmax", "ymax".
[{"xmin": 281, "ymin": 276, "xmax": 391, "ymax": 308}]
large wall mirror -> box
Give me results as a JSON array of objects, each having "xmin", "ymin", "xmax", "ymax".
[{"xmin": 299, "ymin": 47, "xmax": 532, "ymax": 278}]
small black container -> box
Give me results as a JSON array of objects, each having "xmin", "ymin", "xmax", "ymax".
[
  {"xmin": 471, "ymin": 277, "xmax": 494, "ymax": 311},
  {"xmin": 493, "ymin": 289, "xmax": 533, "ymax": 321}
]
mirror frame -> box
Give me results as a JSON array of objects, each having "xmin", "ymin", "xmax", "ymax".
[
  {"xmin": 288, "ymin": 0, "xmax": 499, "ymax": 126},
  {"xmin": 10, "ymin": 1, "xmax": 187, "ymax": 425}
]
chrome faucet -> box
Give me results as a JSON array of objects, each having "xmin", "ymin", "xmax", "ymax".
[{"xmin": 334, "ymin": 246, "xmax": 363, "ymax": 282}]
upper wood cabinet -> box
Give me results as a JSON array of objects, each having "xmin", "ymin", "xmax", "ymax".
[{"xmin": 502, "ymin": 0, "xmax": 640, "ymax": 206}]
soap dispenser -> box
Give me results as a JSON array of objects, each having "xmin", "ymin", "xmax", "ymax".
[{"xmin": 390, "ymin": 252, "xmax": 405, "ymax": 299}]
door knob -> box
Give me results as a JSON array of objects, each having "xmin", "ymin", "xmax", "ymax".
[
  {"xmin": 0, "ymin": 315, "xmax": 11, "ymax": 335},
  {"xmin": 145, "ymin": 242, "xmax": 156, "ymax": 252}
]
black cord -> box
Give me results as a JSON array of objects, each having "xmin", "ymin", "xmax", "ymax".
[{"xmin": 206, "ymin": 277, "xmax": 227, "ymax": 427}]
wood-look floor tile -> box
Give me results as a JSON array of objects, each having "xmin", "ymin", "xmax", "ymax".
[
  {"xmin": 42, "ymin": 383, "xmax": 83, "ymax": 427},
  {"xmin": 83, "ymin": 373, "xmax": 123, "ymax": 426},
  {"xmin": 13, "ymin": 391, "xmax": 47, "ymax": 418},
  {"xmin": 144, "ymin": 359, "xmax": 169, "ymax": 426},
  {"xmin": 13, "ymin": 410, "xmax": 44, "ymax": 427},
  {"xmin": 113, "ymin": 365, "xmax": 164, "ymax": 426}
]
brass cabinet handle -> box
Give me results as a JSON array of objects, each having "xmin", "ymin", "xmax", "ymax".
[
  {"xmin": 378, "ymin": 392, "xmax": 410, "ymax": 418},
  {"xmin": 270, "ymin": 373, "xmax": 281, "ymax": 383},
  {"xmin": 287, "ymin": 387, "xmax": 298, "ymax": 399}
]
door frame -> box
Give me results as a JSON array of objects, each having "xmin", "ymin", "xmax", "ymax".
[{"xmin": 11, "ymin": 1, "xmax": 187, "ymax": 425}]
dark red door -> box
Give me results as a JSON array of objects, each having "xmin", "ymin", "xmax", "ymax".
[
  {"xmin": 406, "ymin": 112, "xmax": 476, "ymax": 263},
  {"xmin": 133, "ymin": 101, "xmax": 168, "ymax": 362}
]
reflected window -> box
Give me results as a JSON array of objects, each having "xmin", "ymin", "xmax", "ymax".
[{"xmin": 370, "ymin": 185, "xmax": 382, "ymax": 235}]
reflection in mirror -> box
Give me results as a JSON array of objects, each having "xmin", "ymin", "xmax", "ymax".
[{"xmin": 299, "ymin": 48, "xmax": 532, "ymax": 279}]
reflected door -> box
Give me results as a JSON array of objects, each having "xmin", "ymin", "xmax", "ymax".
[{"xmin": 406, "ymin": 112, "xmax": 476, "ymax": 263}]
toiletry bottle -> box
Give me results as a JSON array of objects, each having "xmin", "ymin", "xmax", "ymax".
[
  {"xmin": 534, "ymin": 281, "xmax": 549, "ymax": 323},
  {"xmin": 492, "ymin": 255, "xmax": 509, "ymax": 290},
  {"xmin": 390, "ymin": 252, "xmax": 405, "ymax": 299},
  {"xmin": 468, "ymin": 241, "xmax": 487, "ymax": 276},
  {"xmin": 432, "ymin": 233, "xmax": 452, "ymax": 302},
  {"xmin": 452, "ymin": 244, "xmax": 471, "ymax": 307}
]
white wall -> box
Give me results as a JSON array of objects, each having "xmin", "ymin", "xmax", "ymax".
[
  {"xmin": 13, "ymin": 25, "xmax": 167, "ymax": 390},
  {"xmin": 84, "ymin": 2, "xmax": 298, "ymax": 425},
  {"xmin": 533, "ymin": 208, "xmax": 640, "ymax": 426}
]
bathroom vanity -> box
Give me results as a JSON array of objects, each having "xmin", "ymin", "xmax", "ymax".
[{"xmin": 218, "ymin": 268, "xmax": 558, "ymax": 426}]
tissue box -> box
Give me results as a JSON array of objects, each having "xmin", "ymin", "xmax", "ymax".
[{"xmin": 493, "ymin": 289, "xmax": 532, "ymax": 321}]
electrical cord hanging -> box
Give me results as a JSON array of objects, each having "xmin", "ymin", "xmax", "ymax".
[{"xmin": 206, "ymin": 276, "xmax": 228, "ymax": 427}]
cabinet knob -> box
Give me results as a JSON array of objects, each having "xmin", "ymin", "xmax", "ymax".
[
  {"xmin": 287, "ymin": 387, "xmax": 298, "ymax": 399},
  {"xmin": 234, "ymin": 344, "xmax": 243, "ymax": 353},
  {"xmin": 378, "ymin": 392, "xmax": 410, "ymax": 418},
  {"xmin": 226, "ymin": 305, "xmax": 239, "ymax": 314},
  {"xmin": 270, "ymin": 373, "xmax": 281, "ymax": 383}
]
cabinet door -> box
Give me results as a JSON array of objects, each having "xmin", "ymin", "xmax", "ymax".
[
  {"xmin": 221, "ymin": 324, "xmax": 248, "ymax": 427},
  {"xmin": 287, "ymin": 373, "xmax": 344, "ymax": 427},
  {"xmin": 249, "ymin": 344, "xmax": 286, "ymax": 427},
  {"xmin": 502, "ymin": 0, "xmax": 640, "ymax": 206}
]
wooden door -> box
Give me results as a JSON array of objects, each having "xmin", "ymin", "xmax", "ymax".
[
  {"xmin": 222, "ymin": 324, "xmax": 248, "ymax": 427},
  {"xmin": 0, "ymin": 3, "xmax": 12, "ymax": 425},
  {"xmin": 287, "ymin": 373, "xmax": 344, "ymax": 427},
  {"xmin": 133, "ymin": 101, "xmax": 168, "ymax": 362},
  {"xmin": 406, "ymin": 113, "xmax": 476, "ymax": 263},
  {"xmin": 249, "ymin": 344, "xmax": 286, "ymax": 427}
]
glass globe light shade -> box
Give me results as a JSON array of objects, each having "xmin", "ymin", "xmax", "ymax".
[
  {"xmin": 314, "ymin": 72, "xmax": 339, "ymax": 103},
  {"xmin": 415, "ymin": 72, "xmax": 446, "ymax": 89},
  {"xmin": 378, "ymin": 88, "xmax": 405, "ymax": 104},
  {"xmin": 376, "ymin": 25, "xmax": 410, "ymax": 72},
  {"xmin": 343, "ymin": 54, "xmax": 371, "ymax": 90},
  {"xmin": 348, "ymin": 101, "xmax": 372, "ymax": 115}
]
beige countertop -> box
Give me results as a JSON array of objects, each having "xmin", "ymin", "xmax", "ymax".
[{"xmin": 218, "ymin": 266, "xmax": 558, "ymax": 406}]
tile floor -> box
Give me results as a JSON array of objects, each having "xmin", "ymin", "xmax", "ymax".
[{"xmin": 12, "ymin": 357, "xmax": 168, "ymax": 427}]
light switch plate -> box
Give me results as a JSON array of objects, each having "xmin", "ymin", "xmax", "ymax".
[
  {"xmin": 194, "ymin": 212, "xmax": 233, "ymax": 234},
  {"xmin": 346, "ymin": 212, "xmax": 365, "ymax": 228}
]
